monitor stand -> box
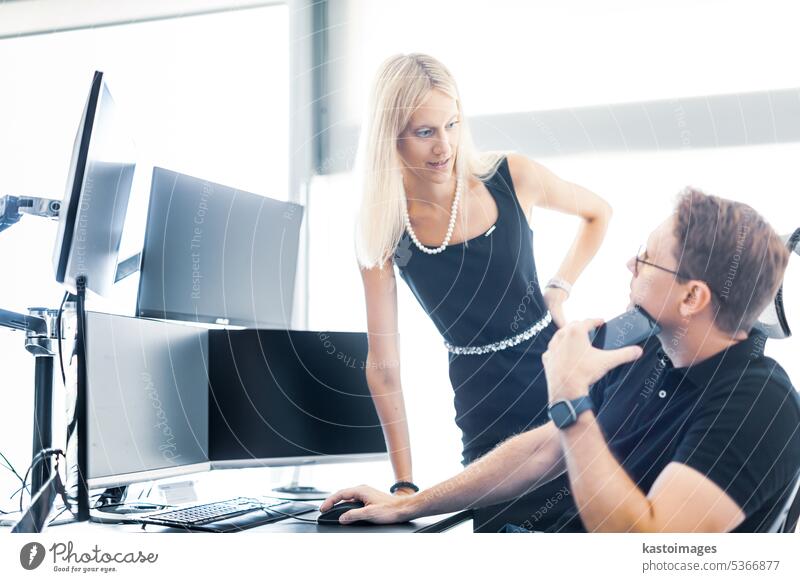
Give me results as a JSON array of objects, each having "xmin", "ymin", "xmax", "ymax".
[
  {"xmin": 270, "ymin": 466, "xmax": 329, "ymax": 500},
  {"xmin": 90, "ymin": 486, "xmax": 164, "ymax": 516}
]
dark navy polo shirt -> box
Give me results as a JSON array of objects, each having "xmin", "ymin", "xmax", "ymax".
[{"xmin": 545, "ymin": 331, "xmax": 800, "ymax": 532}]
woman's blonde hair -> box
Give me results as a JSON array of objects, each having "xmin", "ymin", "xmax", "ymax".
[{"xmin": 355, "ymin": 53, "xmax": 503, "ymax": 269}]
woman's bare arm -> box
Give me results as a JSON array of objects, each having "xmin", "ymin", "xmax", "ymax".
[{"xmin": 360, "ymin": 259, "xmax": 414, "ymax": 491}]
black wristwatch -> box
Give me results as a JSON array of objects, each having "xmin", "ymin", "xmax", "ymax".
[
  {"xmin": 547, "ymin": 396, "xmax": 594, "ymax": 429},
  {"xmin": 390, "ymin": 481, "xmax": 419, "ymax": 494}
]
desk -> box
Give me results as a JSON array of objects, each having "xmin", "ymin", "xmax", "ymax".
[
  {"xmin": 20, "ymin": 509, "xmax": 473, "ymax": 534},
  {"xmin": 2, "ymin": 464, "xmax": 474, "ymax": 533}
]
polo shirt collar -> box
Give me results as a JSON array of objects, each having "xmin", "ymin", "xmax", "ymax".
[{"xmin": 662, "ymin": 331, "xmax": 767, "ymax": 387}]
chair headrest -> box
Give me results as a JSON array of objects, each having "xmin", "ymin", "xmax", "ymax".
[{"xmin": 755, "ymin": 228, "xmax": 800, "ymax": 339}]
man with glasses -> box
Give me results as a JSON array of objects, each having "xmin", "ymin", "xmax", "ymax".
[{"xmin": 321, "ymin": 187, "xmax": 800, "ymax": 532}]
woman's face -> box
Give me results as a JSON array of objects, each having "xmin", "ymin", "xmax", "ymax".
[{"xmin": 397, "ymin": 89, "xmax": 460, "ymax": 186}]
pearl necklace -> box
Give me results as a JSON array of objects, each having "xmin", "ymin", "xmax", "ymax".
[{"xmin": 403, "ymin": 175, "xmax": 463, "ymax": 255}]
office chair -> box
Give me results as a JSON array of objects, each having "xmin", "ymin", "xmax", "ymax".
[
  {"xmin": 755, "ymin": 228, "xmax": 800, "ymax": 339},
  {"xmin": 755, "ymin": 228, "xmax": 800, "ymax": 533},
  {"xmin": 784, "ymin": 476, "xmax": 800, "ymax": 533},
  {"xmin": 766, "ymin": 470, "xmax": 800, "ymax": 533}
]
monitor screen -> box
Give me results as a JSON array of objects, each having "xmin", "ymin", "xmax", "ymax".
[
  {"xmin": 208, "ymin": 329, "xmax": 387, "ymax": 466},
  {"xmin": 136, "ymin": 167, "xmax": 304, "ymax": 327},
  {"xmin": 78, "ymin": 314, "xmax": 385, "ymax": 489},
  {"xmin": 84, "ymin": 312, "xmax": 210, "ymax": 488},
  {"xmin": 53, "ymin": 71, "xmax": 136, "ymax": 297}
]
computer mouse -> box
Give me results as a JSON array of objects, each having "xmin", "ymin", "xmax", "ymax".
[{"xmin": 317, "ymin": 501, "xmax": 368, "ymax": 525}]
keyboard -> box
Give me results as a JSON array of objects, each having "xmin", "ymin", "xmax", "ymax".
[{"xmin": 136, "ymin": 497, "xmax": 316, "ymax": 532}]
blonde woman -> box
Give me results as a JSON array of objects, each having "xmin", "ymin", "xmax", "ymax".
[{"xmin": 356, "ymin": 53, "xmax": 611, "ymax": 531}]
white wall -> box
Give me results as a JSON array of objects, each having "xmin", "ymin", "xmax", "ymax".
[
  {"xmin": 335, "ymin": 0, "xmax": 800, "ymax": 123},
  {"xmin": 0, "ymin": 4, "xmax": 288, "ymax": 508},
  {"xmin": 305, "ymin": 0, "xmax": 800, "ymax": 486}
]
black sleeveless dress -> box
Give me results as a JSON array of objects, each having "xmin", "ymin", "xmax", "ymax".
[
  {"xmin": 395, "ymin": 157, "xmax": 572, "ymax": 532},
  {"xmin": 395, "ymin": 156, "xmax": 557, "ymax": 464}
]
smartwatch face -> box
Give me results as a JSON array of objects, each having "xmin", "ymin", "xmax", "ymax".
[{"xmin": 548, "ymin": 401, "xmax": 575, "ymax": 428}]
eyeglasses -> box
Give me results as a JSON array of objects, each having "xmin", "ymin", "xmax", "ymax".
[
  {"xmin": 633, "ymin": 245, "xmax": 726, "ymax": 301},
  {"xmin": 633, "ymin": 245, "xmax": 691, "ymax": 279}
]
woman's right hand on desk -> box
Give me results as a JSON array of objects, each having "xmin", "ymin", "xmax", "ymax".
[{"xmin": 320, "ymin": 485, "xmax": 415, "ymax": 525}]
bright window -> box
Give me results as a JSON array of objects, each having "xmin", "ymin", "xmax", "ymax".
[{"xmin": 0, "ymin": 5, "xmax": 288, "ymax": 503}]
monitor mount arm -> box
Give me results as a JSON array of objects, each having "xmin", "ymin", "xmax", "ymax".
[
  {"xmin": 1, "ymin": 194, "xmax": 141, "ymax": 282},
  {"xmin": 1, "ymin": 192, "xmax": 138, "ymax": 524},
  {"xmin": 0, "ymin": 307, "xmax": 72, "ymax": 501},
  {"xmin": 0, "ymin": 197, "xmax": 81, "ymax": 519},
  {"xmin": 0, "ymin": 195, "xmax": 61, "ymax": 233}
]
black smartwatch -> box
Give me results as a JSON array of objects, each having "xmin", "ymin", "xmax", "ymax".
[
  {"xmin": 390, "ymin": 481, "xmax": 419, "ymax": 494},
  {"xmin": 547, "ymin": 395, "xmax": 594, "ymax": 429}
]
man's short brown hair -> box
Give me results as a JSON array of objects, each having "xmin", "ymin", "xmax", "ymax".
[{"xmin": 673, "ymin": 187, "xmax": 790, "ymax": 334}]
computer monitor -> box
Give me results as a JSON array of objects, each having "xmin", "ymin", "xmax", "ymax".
[
  {"xmin": 52, "ymin": 70, "xmax": 136, "ymax": 297},
  {"xmin": 136, "ymin": 167, "xmax": 304, "ymax": 327},
  {"xmin": 84, "ymin": 311, "xmax": 210, "ymax": 489},
  {"xmin": 207, "ymin": 329, "xmax": 387, "ymax": 468},
  {"xmin": 80, "ymin": 313, "xmax": 385, "ymax": 493}
]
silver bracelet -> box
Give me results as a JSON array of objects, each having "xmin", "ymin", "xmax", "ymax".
[{"xmin": 546, "ymin": 277, "xmax": 572, "ymax": 296}]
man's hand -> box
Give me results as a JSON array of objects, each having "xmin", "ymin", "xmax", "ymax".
[
  {"xmin": 319, "ymin": 485, "xmax": 414, "ymax": 525},
  {"xmin": 392, "ymin": 487, "xmax": 416, "ymax": 496},
  {"xmin": 543, "ymin": 319, "xmax": 643, "ymax": 402}
]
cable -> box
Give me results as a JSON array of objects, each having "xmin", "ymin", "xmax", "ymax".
[
  {"xmin": 9, "ymin": 484, "xmax": 26, "ymax": 501},
  {"xmin": 48, "ymin": 505, "xmax": 71, "ymax": 525},
  {"xmin": 265, "ymin": 493, "xmax": 327, "ymax": 502},
  {"xmin": 56, "ymin": 290, "xmax": 69, "ymax": 386},
  {"xmin": 19, "ymin": 448, "xmax": 64, "ymax": 514},
  {"xmin": 0, "ymin": 450, "xmax": 26, "ymax": 489},
  {"xmin": 260, "ymin": 504, "xmax": 319, "ymax": 524},
  {"xmin": 0, "ymin": 451, "xmax": 14, "ymax": 470},
  {"xmin": 18, "ymin": 457, "xmax": 45, "ymax": 513},
  {"xmin": 236, "ymin": 497, "xmax": 320, "ymax": 524}
]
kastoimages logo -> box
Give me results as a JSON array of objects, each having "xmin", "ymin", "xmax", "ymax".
[{"xmin": 20, "ymin": 542, "xmax": 46, "ymax": 570}]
